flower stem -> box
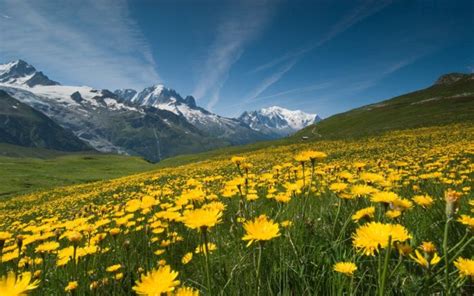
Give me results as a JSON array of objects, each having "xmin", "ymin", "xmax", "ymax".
[
  {"xmin": 256, "ymin": 242, "xmax": 263, "ymax": 295},
  {"xmin": 202, "ymin": 229, "xmax": 212, "ymax": 295},
  {"xmin": 379, "ymin": 235, "xmax": 392, "ymax": 296},
  {"xmin": 443, "ymin": 217, "xmax": 452, "ymax": 295}
]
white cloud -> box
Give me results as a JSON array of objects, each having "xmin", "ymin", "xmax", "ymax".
[
  {"xmin": 0, "ymin": 0, "xmax": 160, "ymax": 90},
  {"xmin": 191, "ymin": 1, "xmax": 276, "ymax": 111}
]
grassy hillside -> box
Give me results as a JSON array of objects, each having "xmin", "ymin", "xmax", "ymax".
[
  {"xmin": 293, "ymin": 73, "xmax": 474, "ymax": 140},
  {"xmin": 0, "ymin": 144, "xmax": 155, "ymax": 197},
  {"xmin": 0, "ymin": 125, "xmax": 472, "ymax": 295},
  {"xmin": 2, "ymin": 73, "xmax": 473, "ymax": 196}
]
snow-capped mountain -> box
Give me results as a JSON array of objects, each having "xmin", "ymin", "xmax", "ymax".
[
  {"xmin": 114, "ymin": 85, "xmax": 267, "ymax": 141},
  {"xmin": 239, "ymin": 106, "xmax": 321, "ymax": 137},
  {"xmin": 0, "ymin": 60, "xmax": 269, "ymax": 161},
  {"xmin": 0, "ymin": 59, "xmax": 59, "ymax": 87}
]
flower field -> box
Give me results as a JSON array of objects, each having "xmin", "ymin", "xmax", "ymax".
[{"xmin": 0, "ymin": 124, "xmax": 473, "ymax": 295}]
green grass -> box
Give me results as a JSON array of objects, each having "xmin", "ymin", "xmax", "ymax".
[
  {"xmin": 293, "ymin": 74, "xmax": 474, "ymax": 140},
  {"xmin": 2, "ymin": 74, "xmax": 473, "ymax": 197},
  {"xmin": 0, "ymin": 144, "xmax": 155, "ymax": 197}
]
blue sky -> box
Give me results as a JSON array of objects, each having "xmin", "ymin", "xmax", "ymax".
[{"xmin": 0, "ymin": 0, "xmax": 472, "ymax": 118}]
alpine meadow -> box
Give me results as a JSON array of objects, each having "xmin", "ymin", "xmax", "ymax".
[{"xmin": 0, "ymin": 1, "xmax": 473, "ymax": 295}]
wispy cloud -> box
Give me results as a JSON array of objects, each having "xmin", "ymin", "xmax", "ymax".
[
  {"xmin": 192, "ymin": 1, "xmax": 276, "ymax": 111},
  {"xmin": 0, "ymin": 0, "xmax": 159, "ymax": 90},
  {"xmin": 252, "ymin": 81, "xmax": 332, "ymax": 101},
  {"xmin": 245, "ymin": 0, "xmax": 393, "ymax": 101}
]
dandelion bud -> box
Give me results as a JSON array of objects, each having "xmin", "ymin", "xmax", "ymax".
[
  {"xmin": 444, "ymin": 189, "xmax": 461, "ymax": 218},
  {"xmin": 89, "ymin": 281, "xmax": 99, "ymax": 290},
  {"xmin": 123, "ymin": 239, "xmax": 130, "ymax": 250}
]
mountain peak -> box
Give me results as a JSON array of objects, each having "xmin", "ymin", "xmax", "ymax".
[
  {"xmin": 0, "ymin": 59, "xmax": 60, "ymax": 87},
  {"xmin": 239, "ymin": 105, "xmax": 321, "ymax": 137}
]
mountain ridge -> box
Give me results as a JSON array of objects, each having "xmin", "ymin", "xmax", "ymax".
[
  {"xmin": 0, "ymin": 60, "xmax": 296, "ymax": 161},
  {"xmin": 293, "ymin": 72, "xmax": 474, "ymax": 140},
  {"xmin": 239, "ymin": 106, "xmax": 321, "ymax": 137}
]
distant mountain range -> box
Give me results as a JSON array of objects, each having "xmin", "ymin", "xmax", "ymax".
[
  {"xmin": 0, "ymin": 60, "xmax": 318, "ymax": 161},
  {"xmin": 239, "ymin": 106, "xmax": 321, "ymax": 137}
]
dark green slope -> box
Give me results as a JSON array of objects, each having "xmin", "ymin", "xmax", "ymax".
[
  {"xmin": 0, "ymin": 90, "xmax": 91, "ymax": 151},
  {"xmin": 293, "ymin": 73, "xmax": 474, "ymax": 140}
]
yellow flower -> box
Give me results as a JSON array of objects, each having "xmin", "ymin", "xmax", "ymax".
[
  {"xmin": 352, "ymin": 207, "xmax": 375, "ymax": 222},
  {"xmin": 410, "ymin": 250, "xmax": 441, "ymax": 269},
  {"xmin": 280, "ymin": 220, "xmax": 293, "ymax": 228},
  {"xmin": 302, "ymin": 150, "xmax": 328, "ymax": 163},
  {"xmin": 412, "ymin": 195, "xmax": 434, "ymax": 208},
  {"xmin": 0, "ymin": 231, "xmax": 12, "ymax": 244},
  {"xmin": 0, "ymin": 272, "xmax": 40, "ymax": 295},
  {"xmin": 420, "ymin": 241, "xmax": 436, "ymax": 254},
  {"xmin": 350, "ymin": 185, "xmax": 377, "ymax": 197},
  {"xmin": 329, "ymin": 183, "xmax": 348, "ymax": 193},
  {"xmin": 457, "ymin": 215, "xmax": 474, "ymax": 229},
  {"xmin": 386, "ymin": 210, "xmax": 402, "ymax": 219},
  {"xmin": 181, "ymin": 252, "xmax": 193, "ymax": 265},
  {"xmin": 242, "ymin": 215, "xmax": 280, "ymax": 247},
  {"xmin": 194, "ymin": 243, "xmax": 217, "ymax": 255},
  {"xmin": 231, "ymin": 156, "xmax": 246, "ymax": 165},
  {"xmin": 65, "ymin": 231, "xmax": 82, "ymax": 244},
  {"xmin": 65, "ymin": 281, "xmax": 78, "ymax": 292},
  {"xmin": 35, "ymin": 241, "xmax": 60, "ymax": 254},
  {"xmin": 174, "ymin": 286, "xmax": 200, "ymax": 296},
  {"xmin": 106, "ymin": 264, "xmax": 122, "ymax": 273},
  {"xmin": 181, "ymin": 208, "xmax": 222, "ymax": 230},
  {"xmin": 371, "ymin": 191, "xmax": 399, "ymax": 204},
  {"xmin": 133, "ymin": 265, "xmax": 180, "ymax": 295},
  {"xmin": 154, "ymin": 249, "xmax": 166, "ymax": 256},
  {"xmin": 333, "ymin": 262, "xmax": 357, "ymax": 276},
  {"xmin": 352, "ymin": 222, "xmax": 411, "ymax": 256},
  {"xmin": 453, "ymin": 257, "xmax": 474, "ymax": 279}
]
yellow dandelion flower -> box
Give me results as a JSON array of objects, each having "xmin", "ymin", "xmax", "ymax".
[
  {"xmin": 65, "ymin": 281, "xmax": 78, "ymax": 292},
  {"xmin": 106, "ymin": 264, "xmax": 122, "ymax": 273},
  {"xmin": 280, "ymin": 220, "xmax": 293, "ymax": 228},
  {"xmin": 350, "ymin": 184, "xmax": 377, "ymax": 197},
  {"xmin": 457, "ymin": 215, "xmax": 474, "ymax": 229},
  {"xmin": 181, "ymin": 252, "xmax": 193, "ymax": 265},
  {"xmin": 333, "ymin": 262, "xmax": 357, "ymax": 276},
  {"xmin": 35, "ymin": 241, "xmax": 60, "ymax": 254},
  {"xmin": 412, "ymin": 195, "xmax": 434, "ymax": 208},
  {"xmin": 420, "ymin": 241, "xmax": 437, "ymax": 254},
  {"xmin": 371, "ymin": 191, "xmax": 399, "ymax": 204},
  {"xmin": 242, "ymin": 215, "xmax": 280, "ymax": 247},
  {"xmin": 352, "ymin": 207, "xmax": 375, "ymax": 222},
  {"xmin": 386, "ymin": 210, "xmax": 402, "ymax": 219},
  {"xmin": 352, "ymin": 222, "xmax": 411, "ymax": 256},
  {"xmin": 0, "ymin": 272, "xmax": 40, "ymax": 295},
  {"xmin": 174, "ymin": 286, "xmax": 200, "ymax": 296},
  {"xmin": 231, "ymin": 156, "xmax": 246, "ymax": 166},
  {"xmin": 0, "ymin": 231, "xmax": 12, "ymax": 246},
  {"xmin": 329, "ymin": 182, "xmax": 348, "ymax": 193},
  {"xmin": 194, "ymin": 243, "xmax": 217, "ymax": 255},
  {"xmin": 453, "ymin": 257, "xmax": 474, "ymax": 279},
  {"xmin": 181, "ymin": 208, "xmax": 222, "ymax": 230},
  {"xmin": 410, "ymin": 250, "xmax": 441, "ymax": 269},
  {"xmin": 132, "ymin": 265, "xmax": 180, "ymax": 295}
]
